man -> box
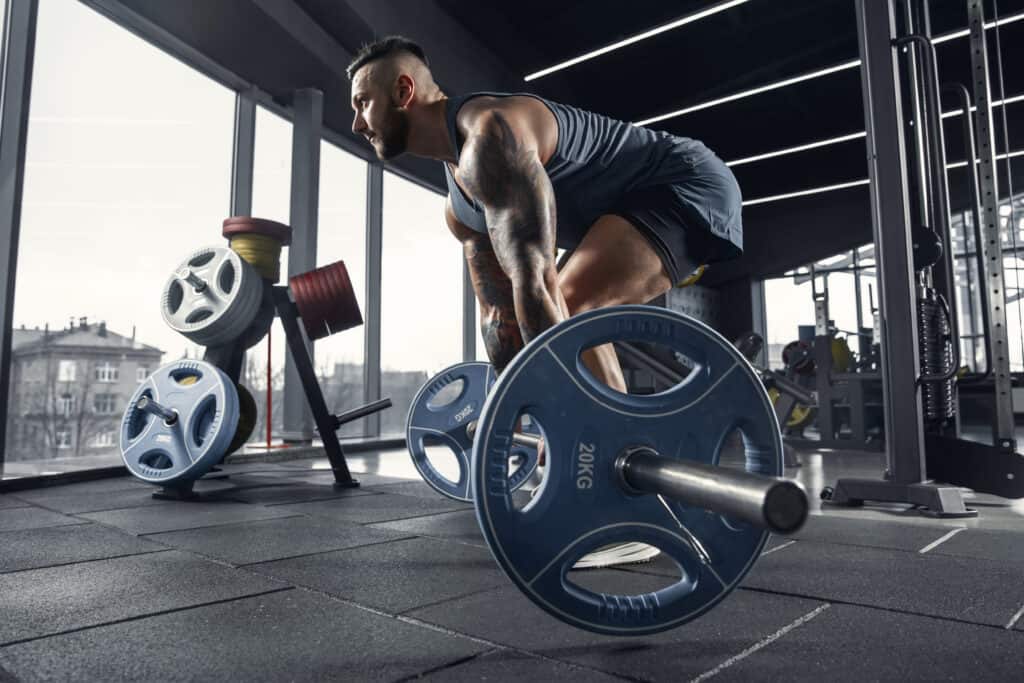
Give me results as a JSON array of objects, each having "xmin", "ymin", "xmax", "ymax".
[{"xmin": 348, "ymin": 37, "xmax": 743, "ymax": 566}]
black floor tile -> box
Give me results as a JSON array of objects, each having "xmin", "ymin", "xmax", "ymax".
[
  {"xmin": 249, "ymin": 536, "xmax": 506, "ymax": 613},
  {"xmin": 284, "ymin": 470, "xmax": 416, "ymax": 487},
  {"xmin": 419, "ymin": 650, "xmax": 627, "ymax": 681},
  {"xmin": 275, "ymin": 492, "xmax": 466, "ymax": 524},
  {"xmin": 213, "ymin": 479, "xmax": 378, "ymax": 506},
  {"xmin": 0, "ymin": 551, "xmax": 282, "ymax": 645},
  {"xmin": 147, "ymin": 515, "xmax": 414, "ymax": 565},
  {"xmin": 0, "ymin": 495, "xmax": 31, "ymax": 510},
  {"xmin": 0, "ymin": 524, "xmax": 164, "ymax": 573},
  {"xmin": 714, "ymin": 604, "xmax": 1024, "ymax": 682},
  {"xmin": 0, "ymin": 589, "xmax": 487, "ymax": 682},
  {"xmin": 78, "ymin": 500, "xmax": 301, "ymax": 535},
  {"xmin": 743, "ymin": 539, "xmax": 1024, "ymax": 628},
  {"xmin": 362, "ymin": 479, "xmax": 462, "ymax": 501},
  {"xmin": 9, "ymin": 477, "xmax": 147, "ymax": 501},
  {"xmin": 409, "ymin": 578, "xmax": 825, "ymax": 682},
  {"xmin": 0, "ymin": 507, "xmax": 85, "ymax": 533},
  {"xmin": 791, "ymin": 513, "xmax": 952, "ymax": 552},
  {"xmin": 370, "ymin": 509, "xmax": 486, "ymax": 547},
  {"xmin": 6, "ymin": 486, "xmax": 173, "ymax": 515},
  {"xmin": 929, "ymin": 527, "xmax": 1024, "ymax": 565}
]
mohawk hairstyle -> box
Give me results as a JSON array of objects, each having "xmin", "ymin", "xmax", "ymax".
[{"xmin": 345, "ymin": 35, "xmax": 429, "ymax": 81}]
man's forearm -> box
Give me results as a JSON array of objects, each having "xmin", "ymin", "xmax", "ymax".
[{"xmin": 465, "ymin": 238, "xmax": 524, "ymax": 374}]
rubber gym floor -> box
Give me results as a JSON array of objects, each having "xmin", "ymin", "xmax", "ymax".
[{"xmin": 1, "ymin": 444, "xmax": 1022, "ymax": 682}]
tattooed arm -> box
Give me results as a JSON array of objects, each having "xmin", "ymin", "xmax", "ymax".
[
  {"xmin": 445, "ymin": 199, "xmax": 523, "ymax": 373},
  {"xmin": 456, "ymin": 108, "xmax": 563, "ymax": 345}
]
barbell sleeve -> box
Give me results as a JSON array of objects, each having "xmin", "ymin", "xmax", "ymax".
[
  {"xmin": 177, "ymin": 267, "xmax": 208, "ymax": 292},
  {"xmin": 136, "ymin": 396, "xmax": 178, "ymax": 425},
  {"xmin": 616, "ymin": 447, "xmax": 808, "ymax": 534},
  {"xmin": 466, "ymin": 420, "xmax": 543, "ymax": 450}
]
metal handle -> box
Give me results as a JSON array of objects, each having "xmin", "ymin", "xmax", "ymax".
[
  {"xmin": 331, "ymin": 398, "xmax": 392, "ymax": 430},
  {"xmin": 137, "ymin": 396, "xmax": 178, "ymax": 425},
  {"xmin": 893, "ymin": 34, "xmax": 964, "ymax": 384},
  {"xmin": 617, "ymin": 448, "xmax": 808, "ymax": 534}
]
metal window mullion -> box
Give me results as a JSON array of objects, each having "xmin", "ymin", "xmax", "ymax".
[
  {"xmin": 364, "ymin": 164, "xmax": 383, "ymax": 437},
  {"xmin": 282, "ymin": 88, "xmax": 322, "ymax": 443},
  {"xmin": 230, "ymin": 89, "xmax": 256, "ymax": 217},
  {"xmin": 0, "ymin": 0, "xmax": 39, "ymax": 468}
]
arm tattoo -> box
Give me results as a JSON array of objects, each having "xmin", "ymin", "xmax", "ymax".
[
  {"xmin": 465, "ymin": 237, "xmax": 523, "ymax": 374},
  {"xmin": 460, "ymin": 112, "xmax": 560, "ymax": 347}
]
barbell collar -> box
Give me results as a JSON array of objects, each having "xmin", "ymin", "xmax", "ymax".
[
  {"xmin": 616, "ymin": 447, "xmax": 808, "ymax": 534},
  {"xmin": 136, "ymin": 396, "xmax": 178, "ymax": 425}
]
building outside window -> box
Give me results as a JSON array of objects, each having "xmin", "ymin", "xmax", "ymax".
[
  {"xmin": 95, "ymin": 362, "xmax": 119, "ymax": 383},
  {"xmin": 93, "ymin": 393, "xmax": 117, "ymax": 415},
  {"xmin": 57, "ymin": 359, "xmax": 76, "ymax": 382}
]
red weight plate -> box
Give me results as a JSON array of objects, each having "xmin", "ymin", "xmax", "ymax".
[
  {"xmin": 289, "ymin": 272, "xmax": 319, "ymax": 340},
  {"xmin": 302, "ymin": 269, "xmax": 334, "ymax": 341},
  {"xmin": 322, "ymin": 261, "xmax": 363, "ymax": 333},
  {"xmin": 222, "ymin": 216, "xmax": 292, "ymax": 245}
]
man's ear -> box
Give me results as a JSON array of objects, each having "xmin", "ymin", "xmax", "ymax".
[{"xmin": 394, "ymin": 74, "xmax": 415, "ymax": 108}]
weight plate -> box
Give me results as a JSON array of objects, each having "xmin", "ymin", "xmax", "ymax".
[
  {"xmin": 161, "ymin": 246, "xmax": 262, "ymax": 347},
  {"xmin": 120, "ymin": 360, "xmax": 240, "ymax": 485},
  {"xmin": 767, "ymin": 387, "xmax": 816, "ymax": 429},
  {"xmin": 223, "ymin": 216, "xmax": 292, "ymax": 245},
  {"xmin": 407, "ymin": 361, "xmax": 540, "ymax": 502},
  {"xmin": 473, "ymin": 305, "xmax": 783, "ymax": 635},
  {"xmin": 226, "ymin": 383, "xmax": 258, "ymax": 457}
]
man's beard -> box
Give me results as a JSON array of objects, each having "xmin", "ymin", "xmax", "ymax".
[{"xmin": 376, "ymin": 107, "xmax": 409, "ymax": 160}]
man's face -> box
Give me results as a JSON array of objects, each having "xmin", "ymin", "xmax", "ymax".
[{"xmin": 351, "ymin": 70, "xmax": 409, "ymax": 161}]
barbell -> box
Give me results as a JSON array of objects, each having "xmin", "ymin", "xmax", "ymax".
[{"xmin": 468, "ymin": 305, "xmax": 808, "ymax": 636}]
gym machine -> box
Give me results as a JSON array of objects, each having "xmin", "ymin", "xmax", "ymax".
[{"xmin": 825, "ymin": 0, "xmax": 1024, "ymax": 514}]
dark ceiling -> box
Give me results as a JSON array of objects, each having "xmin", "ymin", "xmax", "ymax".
[
  {"xmin": 312, "ymin": 0, "xmax": 1024, "ymax": 279},
  {"xmin": 113, "ymin": 0, "xmax": 1024, "ymax": 281}
]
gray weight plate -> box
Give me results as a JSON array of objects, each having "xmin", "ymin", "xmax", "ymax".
[
  {"xmin": 120, "ymin": 360, "xmax": 240, "ymax": 485},
  {"xmin": 161, "ymin": 246, "xmax": 262, "ymax": 347}
]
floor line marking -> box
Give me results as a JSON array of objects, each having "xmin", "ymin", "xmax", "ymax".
[
  {"xmin": 918, "ymin": 528, "xmax": 966, "ymax": 554},
  {"xmin": 762, "ymin": 540, "xmax": 796, "ymax": 556},
  {"xmin": 1006, "ymin": 603, "xmax": 1024, "ymax": 630},
  {"xmin": 690, "ymin": 604, "xmax": 831, "ymax": 682}
]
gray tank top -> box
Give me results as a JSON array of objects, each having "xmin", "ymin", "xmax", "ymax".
[{"xmin": 443, "ymin": 91, "xmax": 724, "ymax": 249}]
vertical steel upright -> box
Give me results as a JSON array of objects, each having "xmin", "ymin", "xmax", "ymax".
[{"xmin": 966, "ymin": 0, "xmax": 1016, "ymax": 450}]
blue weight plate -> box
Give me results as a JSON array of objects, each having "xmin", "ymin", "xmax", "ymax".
[
  {"xmin": 120, "ymin": 360, "xmax": 240, "ymax": 485},
  {"xmin": 472, "ymin": 305, "xmax": 783, "ymax": 636},
  {"xmin": 406, "ymin": 361, "xmax": 540, "ymax": 502}
]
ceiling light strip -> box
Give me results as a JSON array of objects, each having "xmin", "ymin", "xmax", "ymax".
[
  {"xmin": 743, "ymin": 179, "xmax": 870, "ymax": 207},
  {"xmin": 635, "ymin": 10, "xmax": 1024, "ymax": 127},
  {"xmin": 726, "ymin": 132, "xmax": 867, "ymax": 166},
  {"xmin": 726, "ymin": 93, "xmax": 1022, "ymax": 167},
  {"xmin": 524, "ymin": 0, "xmax": 750, "ymax": 82},
  {"xmin": 743, "ymin": 149, "xmax": 1023, "ymax": 207},
  {"xmin": 946, "ymin": 148, "xmax": 1024, "ymax": 169}
]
